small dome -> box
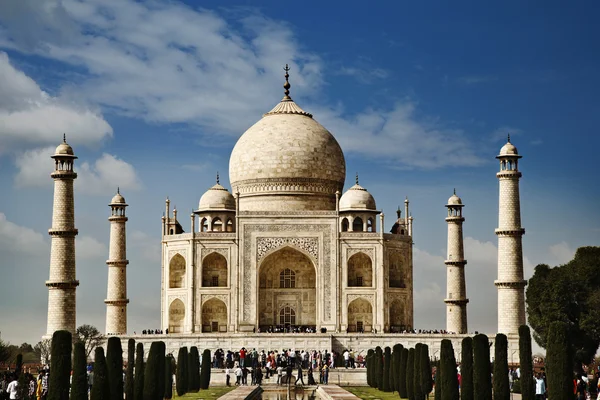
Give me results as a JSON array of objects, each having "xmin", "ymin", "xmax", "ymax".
[
  {"xmin": 499, "ymin": 142, "xmax": 518, "ymax": 156},
  {"xmin": 340, "ymin": 183, "xmax": 376, "ymax": 211},
  {"xmin": 198, "ymin": 183, "xmax": 235, "ymax": 211},
  {"xmin": 111, "ymin": 193, "xmax": 126, "ymax": 204},
  {"xmin": 447, "ymin": 193, "xmax": 462, "ymax": 206},
  {"xmin": 55, "ymin": 142, "xmax": 74, "ymax": 156}
]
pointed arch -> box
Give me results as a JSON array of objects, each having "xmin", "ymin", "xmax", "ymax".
[
  {"xmin": 347, "ymin": 252, "xmax": 372, "ymax": 287},
  {"xmin": 347, "ymin": 298, "xmax": 373, "ymax": 333},
  {"xmin": 211, "ymin": 217, "xmax": 223, "ymax": 232},
  {"xmin": 341, "ymin": 218, "xmax": 349, "ymax": 232},
  {"xmin": 226, "ymin": 218, "xmax": 234, "ymax": 232},
  {"xmin": 200, "ymin": 218, "xmax": 209, "ymax": 232},
  {"xmin": 367, "ymin": 217, "xmax": 375, "ymax": 232},
  {"xmin": 201, "ymin": 298, "xmax": 227, "ymax": 332},
  {"xmin": 169, "ymin": 253, "xmax": 186, "ymax": 288},
  {"xmin": 353, "ymin": 217, "xmax": 364, "ymax": 232},
  {"xmin": 202, "ymin": 252, "xmax": 227, "ymax": 287},
  {"xmin": 168, "ymin": 298, "xmax": 185, "ymax": 333}
]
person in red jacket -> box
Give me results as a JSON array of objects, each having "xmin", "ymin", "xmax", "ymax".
[{"xmin": 240, "ymin": 347, "xmax": 246, "ymax": 368}]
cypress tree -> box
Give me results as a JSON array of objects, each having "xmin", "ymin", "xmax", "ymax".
[
  {"xmin": 383, "ymin": 346, "xmax": 392, "ymax": 392},
  {"xmin": 399, "ymin": 348, "xmax": 409, "ymax": 398},
  {"xmin": 91, "ymin": 347, "xmax": 110, "ymax": 400},
  {"xmin": 156, "ymin": 342, "xmax": 166, "ymax": 400},
  {"xmin": 434, "ymin": 364, "xmax": 441, "ymax": 400},
  {"xmin": 176, "ymin": 347, "xmax": 188, "ymax": 396},
  {"xmin": 134, "ymin": 343, "xmax": 144, "ymax": 400},
  {"xmin": 414, "ymin": 344, "xmax": 423, "ymax": 400},
  {"xmin": 375, "ymin": 346, "xmax": 383, "ymax": 390},
  {"xmin": 48, "ymin": 330, "xmax": 72, "ymax": 400},
  {"xmin": 200, "ymin": 349, "xmax": 211, "ymax": 390},
  {"xmin": 126, "ymin": 339, "xmax": 135, "ymax": 400},
  {"xmin": 460, "ymin": 337, "xmax": 474, "ymax": 400},
  {"xmin": 106, "ymin": 337, "xmax": 124, "ymax": 400},
  {"xmin": 406, "ymin": 348, "xmax": 415, "ymax": 400},
  {"xmin": 143, "ymin": 342, "xmax": 161, "ymax": 400},
  {"xmin": 440, "ymin": 339, "xmax": 458, "ymax": 400},
  {"xmin": 393, "ymin": 344, "xmax": 403, "ymax": 393},
  {"xmin": 366, "ymin": 349, "xmax": 374, "ymax": 387},
  {"xmin": 390, "ymin": 348, "xmax": 395, "ymax": 393},
  {"xmin": 164, "ymin": 355, "xmax": 173, "ymax": 400},
  {"xmin": 15, "ymin": 354, "xmax": 23, "ymax": 377},
  {"xmin": 519, "ymin": 325, "xmax": 535, "ymax": 400},
  {"xmin": 189, "ymin": 347, "xmax": 200, "ymax": 391},
  {"xmin": 70, "ymin": 342, "xmax": 88, "ymax": 400},
  {"xmin": 493, "ymin": 334, "xmax": 510, "ymax": 400},
  {"xmin": 546, "ymin": 321, "xmax": 573, "ymax": 400},
  {"xmin": 421, "ymin": 344, "xmax": 433, "ymax": 399},
  {"xmin": 473, "ymin": 334, "xmax": 492, "ymax": 400}
]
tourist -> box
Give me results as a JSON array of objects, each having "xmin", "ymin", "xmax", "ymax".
[
  {"xmin": 321, "ymin": 364, "xmax": 329, "ymax": 385},
  {"xmin": 225, "ymin": 367, "xmax": 230, "ymax": 387},
  {"xmin": 234, "ymin": 366, "xmax": 242, "ymax": 386},
  {"xmin": 294, "ymin": 364, "xmax": 304, "ymax": 386},
  {"xmin": 535, "ymin": 372, "xmax": 546, "ymax": 400},
  {"xmin": 343, "ymin": 349, "xmax": 350, "ymax": 368},
  {"xmin": 276, "ymin": 365, "xmax": 283, "ymax": 386},
  {"xmin": 239, "ymin": 347, "xmax": 246, "ymax": 368},
  {"xmin": 307, "ymin": 367, "xmax": 316, "ymax": 385},
  {"xmin": 6, "ymin": 375, "xmax": 18, "ymax": 400}
]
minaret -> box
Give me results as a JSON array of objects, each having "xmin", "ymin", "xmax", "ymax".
[
  {"xmin": 444, "ymin": 189, "xmax": 468, "ymax": 334},
  {"xmin": 105, "ymin": 188, "xmax": 129, "ymax": 335},
  {"xmin": 46, "ymin": 135, "xmax": 79, "ymax": 337},
  {"xmin": 495, "ymin": 135, "xmax": 526, "ymax": 334}
]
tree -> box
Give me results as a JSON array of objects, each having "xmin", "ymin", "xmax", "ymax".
[
  {"xmin": 383, "ymin": 346, "xmax": 392, "ymax": 392},
  {"xmin": 0, "ymin": 339, "xmax": 12, "ymax": 364},
  {"xmin": 434, "ymin": 364, "xmax": 441, "ymax": 400},
  {"xmin": 189, "ymin": 347, "xmax": 200, "ymax": 392},
  {"xmin": 473, "ymin": 334, "xmax": 492, "ymax": 400},
  {"xmin": 34, "ymin": 339, "xmax": 52, "ymax": 364},
  {"xmin": 375, "ymin": 346, "xmax": 383, "ymax": 390},
  {"xmin": 407, "ymin": 348, "xmax": 415, "ymax": 400},
  {"xmin": 460, "ymin": 337, "xmax": 474, "ymax": 400},
  {"xmin": 366, "ymin": 349, "xmax": 374, "ymax": 387},
  {"xmin": 546, "ymin": 321, "xmax": 573, "ymax": 400},
  {"xmin": 493, "ymin": 334, "xmax": 510, "ymax": 400},
  {"xmin": 143, "ymin": 341, "xmax": 163, "ymax": 400},
  {"xmin": 526, "ymin": 247, "xmax": 600, "ymax": 365},
  {"xmin": 156, "ymin": 342, "xmax": 166, "ymax": 400},
  {"xmin": 399, "ymin": 347, "xmax": 409, "ymax": 398},
  {"xmin": 164, "ymin": 355, "xmax": 174, "ymax": 400},
  {"xmin": 76, "ymin": 324, "xmax": 105, "ymax": 360},
  {"xmin": 15, "ymin": 353, "xmax": 23, "ymax": 376},
  {"xmin": 126, "ymin": 339, "xmax": 135, "ymax": 400},
  {"xmin": 92, "ymin": 347, "xmax": 109, "ymax": 400},
  {"xmin": 414, "ymin": 344, "xmax": 423, "ymax": 400},
  {"xmin": 134, "ymin": 343, "xmax": 144, "ymax": 400},
  {"xmin": 200, "ymin": 349, "xmax": 211, "ymax": 390},
  {"xmin": 440, "ymin": 340, "xmax": 458, "ymax": 400},
  {"xmin": 421, "ymin": 344, "xmax": 433, "ymax": 399},
  {"xmin": 519, "ymin": 325, "xmax": 535, "ymax": 400},
  {"xmin": 393, "ymin": 344, "xmax": 403, "ymax": 393},
  {"xmin": 71, "ymin": 342, "xmax": 88, "ymax": 400},
  {"xmin": 48, "ymin": 330, "xmax": 72, "ymax": 400},
  {"xmin": 176, "ymin": 347, "xmax": 188, "ymax": 396},
  {"xmin": 106, "ymin": 337, "xmax": 124, "ymax": 400}
]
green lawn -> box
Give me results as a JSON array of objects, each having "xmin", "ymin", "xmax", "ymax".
[
  {"xmin": 173, "ymin": 387, "xmax": 236, "ymax": 400},
  {"xmin": 344, "ymin": 387, "xmax": 433, "ymax": 400}
]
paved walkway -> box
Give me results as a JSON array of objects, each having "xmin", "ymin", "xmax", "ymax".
[
  {"xmin": 218, "ymin": 385, "xmax": 261, "ymax": 400},
  {"xmin": 317, "ymin": 385, "xmax": 361, "ymax": 399}
]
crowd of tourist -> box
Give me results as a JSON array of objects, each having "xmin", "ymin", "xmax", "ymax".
[{"xmin": 0, "ymin": 370, "xmax": 48, "ymax": 400}]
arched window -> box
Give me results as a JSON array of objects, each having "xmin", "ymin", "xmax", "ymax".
[
  {"xmin": 168, "ymin": 299, "xmax": 185, "ymax": 333},
  {"xmin": 279, "ymin": 268, "xmax": 296, "ymax": 288},
  {"xmin": 169, "ymin": 254, "xmax": 186, "ymax": 288},
  {"xmin": 226, "ymin": 219, "xmax": 234, "ymax": 232},
  {"xmin": 202, "ymin": 252, "xmax": 228, "ymax": 287},
  {"xmin": 200, "ymin": 218, "xmax": 208, "ymax": 232},
  {"xmin": 279, "ymin": 306, "xmax": 296, "ymax": 326},
  {"xmin": 367, "ymin": 218, "xmax": 374, "ymax": 232},
  {"xmin": 347, "ymin": 252, "xmax": 373, "ymax": 287},
  {"xmin": 341, "ymin": 218, "xmax": 349, "ymax": 232},
  {"xmin": 353, "ymin": 217, "xmax": 364, "ymax": 232},
  {"xmin": 211, "ymin": 217, "xmax": 222, "ymax": 232}
]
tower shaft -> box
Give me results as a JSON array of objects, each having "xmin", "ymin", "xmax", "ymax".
[
  {"xmin": 105, "ymin": 195, "xmax": 129, "ymax": 335},
  {"xmin": 444, "ymin": 199, "xmax": 468, "ymax": 334},
  {"xmin": 495, "ymin": 170, "xmax": 526, "ymax": 334},
  {"xmin": 46, "ymin": 142, "xmax": 79, "ymax": 337}
]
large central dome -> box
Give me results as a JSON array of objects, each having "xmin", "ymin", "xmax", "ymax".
[{"xmin": 229, "ymin": 69, "xmax": 346, "ymax": 211}]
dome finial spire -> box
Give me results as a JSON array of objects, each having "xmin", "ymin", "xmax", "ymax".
[
  {"xmin": 283, "ymin": 64, "xmax": 291, "ymax": 100},
  {"xmin": 453, "ymin": 188, "xmax": 456, "ymax": 195},
  {"xmin": 507, "ymin": 133, "xmax": 511, "ymax": 143},
  {"xmin": 216, "ymin": 171, "xmax": 220, "ymax": 185},
  {"xmin": 63, "ymin": 133, "xmax": 66, "ymax": 143},
  {"xmin": 355, "ymin": 173, "xmax": 359, "ymax": 185},
  {"xmin": 117, "ymin": 186, "xmax": 120, "ymax": 194}
]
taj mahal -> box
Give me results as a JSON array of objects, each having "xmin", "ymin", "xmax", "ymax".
[{"xmin": 43, "ymin": 67, "xmax": 526, "ymax": 357}]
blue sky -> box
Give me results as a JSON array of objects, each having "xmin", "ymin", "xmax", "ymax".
[{"xmin": 0, "ymin": 0, "xmax": 598, "ymax": 348}]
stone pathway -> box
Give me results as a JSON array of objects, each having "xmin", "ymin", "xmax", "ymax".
[
  {"xmin": 218, "ymin": 385, "xmax": 261, "ymax": 400},
  {"xmin": 317, "ymin": 385, "xmax": 361, "ymax": 399}
]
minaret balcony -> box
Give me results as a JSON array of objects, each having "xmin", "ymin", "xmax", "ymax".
[
  {"xmin": 45, "ymin": 280, "xmax": 79, "ymax": 288},
  {"xmin": 494, "ymin": 228, "xmax": 525, "ymax": 236}
]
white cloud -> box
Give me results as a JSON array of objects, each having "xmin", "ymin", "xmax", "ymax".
[
  {"xmin": 15, "ymin": 148, "xmax": 141, "ymax": 195},
  {"xmin": 77, "ymin": 235, "xmax": 107, "ymax": 260},
  {"xmin": 547, "ymin": 241, "xmax": 575, "ymax": 266},
  {"xmin": 78, "ymin": 154, "xmax": 141, "ymax": 196},
  {"xmin": 0, "ymin": 212, "xmax": 47, "ymax": 255},
  {"xmin": 129, "ymin": 230, "xmax": 160, "ymax": 263},
  {"xmin": 0, "ymin": 51, "xmax": 112, "ymax": 153},
  {"xmin": 457, "ymin": 75, "xmax": 498, "ymax": 85},
  {"xmin": 0, "ymin": 0, "xmax": 486, "ymax": 169}
]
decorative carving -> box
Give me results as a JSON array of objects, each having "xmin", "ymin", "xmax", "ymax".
[
  {"xmin": 347, "ymin": 294, "xmax": 374, "ymax": 306},
  {"xmin": 346, "ymin": 248, "xmax": 374, "ymax": 261},
  {"xmin": 201, "ymin": 248, "xmax": 229, "ymax": 261},
  {"xmin": 243, "ymin": 224, "xmax": 334, "ymax": 322},
  {"xmin": 239, "ymin": 210, "xmax": 337, "ymax": 216},
  {"xmin": 168, "ymin": 294, "xmax": 185, "ymax": 304},
  {"xmin": 257, "ymin": 237, "xmax": 318, "ymax": 263},
  {"xmin": 168, "ymin": 249, "xmax": 186, "ymax": 261},
  {"xmin": 201, "ymin": 294, "xmax": 229, "ymax": 305},
  {"xmin": 233, "ymin": 177, "xmax": 340, "ymax": 196}
]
